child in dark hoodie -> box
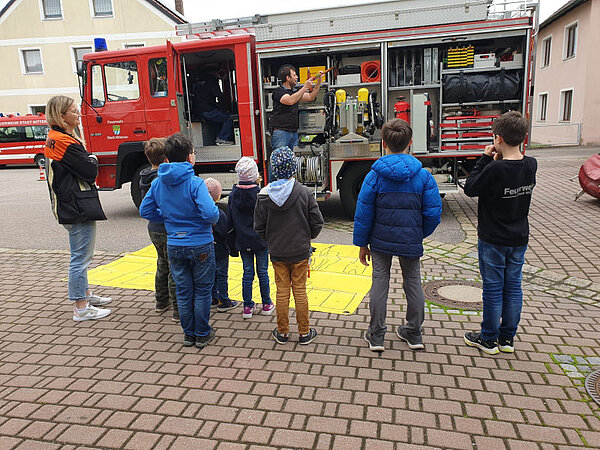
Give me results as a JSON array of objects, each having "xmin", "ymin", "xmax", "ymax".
[
  {"xmin": 139, "ymin": 137, "xmax": 178, "ymax": 321},
  {"xmin": 204, "ymin": 177, "xmax": 239, "ymax": 313},
  {"xmin": 228, "ymin": 157, "xmax": 274, "ymax": 319},
  {"xmin": 353, "ymin": 119, "xmax": 442, "ymax": 353},
  {"xmin": 254, "ymin": 146, "xmax": 324, "ymax": 345},
  {"xmin": 140, "ymin": 133, "xmax": 220, "ymax": 349}
]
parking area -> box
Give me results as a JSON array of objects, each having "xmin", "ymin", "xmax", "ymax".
[{"xmin": 0, "ymin": 146, "xmax": 599, "ymax": 449}]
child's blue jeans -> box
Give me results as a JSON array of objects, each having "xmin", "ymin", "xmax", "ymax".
[
  {"xmin": 212, "ymin": 255, "xmax": 232, "ymax": 304},
  {"xmin": 478, "ymin": 239, "xmax": 527, "ymax": 342},
  {"xmin": 168, "ymin": 242, "xmax": 215, "ymax": 337},
  {"xmin": 240, "ymin": 249, "xmax": 272, "ymax": 307}
]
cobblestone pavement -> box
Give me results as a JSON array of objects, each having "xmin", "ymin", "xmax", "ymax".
[{"xmin": 1, "ymin": 148, "xmax": 600, "ymax": 449}]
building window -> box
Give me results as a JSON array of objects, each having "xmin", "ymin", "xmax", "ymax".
[
  {"xmin": 42, "ymin": 0, "xmax": 62, "ymax": 19},
  {"xmin": 541, "ymin": 36, "xmax": 551, "ymax": 68},
  {"xmin": 123, "ymin": 43, "xmax": 145, "ymax": 49},
  {"xmin": 29, "ymin": 105, "xmax": 46, "ymax": 115},
  {"xmin": 72, "ymin": 46, "xmax": 92, "ymax": 72},
  {"xmin": 538, "ymin": 93, "xmax": 547, "ymax": 121},
  {"xmin": 560, "ymin": 89, "xmax": 573, "ymax": 122},
  {"xmin": 564, "ymin": 23, "xmax": 577, "ymax": 59},
  {"xmin": 92, "ymin": 0, "xmax": 113, "ymax": 17},
  {"xmin": 21, "ymin": 49, "xmax": 43, "ymax": 74}
]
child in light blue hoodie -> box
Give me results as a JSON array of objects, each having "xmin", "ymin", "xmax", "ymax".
[{"xmin": 140, "ymin": 133, "xmax": 219, "ymax": 350}]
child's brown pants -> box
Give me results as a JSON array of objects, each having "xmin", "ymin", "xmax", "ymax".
[{"xmin": 272, "ymin": 259, "xmax": 310, "ymax": 335}]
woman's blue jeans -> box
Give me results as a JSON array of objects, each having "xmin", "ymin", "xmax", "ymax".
[
  {"xmin": 240, "ymin": 249, "xmax": 272, "ymax": 307},
  {"xmin": 168, "ymin": 243, "xmax": 215, "ymax": 337},
  {"xmin": 63, "ymin": 222, "xmax": 96, "ymax": 301},
  {"xmin": 478, "ymin": 239, "xmax": 528, "ymax": 342}
]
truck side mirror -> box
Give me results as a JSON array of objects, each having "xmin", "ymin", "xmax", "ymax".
[{"xmin": 76, "ymin": 60, "xmax": 86, "ymax": 80}]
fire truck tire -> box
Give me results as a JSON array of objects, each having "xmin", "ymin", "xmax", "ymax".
[
  {"xmin": 34, "ymin": 154, "xmax": 45, "ymax": 168},
  {"xmin": 339, "ymin": 162, "xmax": 372, "ymax": 218},
  {"xmin": 131, "ymin": 163, "xmax": 150, "ymax": 208}
]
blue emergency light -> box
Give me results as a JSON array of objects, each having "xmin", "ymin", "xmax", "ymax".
[{"xmin": 94, "ymin": 38, "xmax": 108, "ymax": 52}]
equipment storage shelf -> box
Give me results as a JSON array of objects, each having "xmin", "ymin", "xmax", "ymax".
[
  {"xmin": 330, "ymin": 81, "xmax": 381, "ymax": 89},
  {"xmin": 441, "ymin": 66, "xmax": 524, "ymax": 75},
  {"xmin": 441, "ymin": 99, "xmax": 520, "ymax": 107},
  {"xmin": 439, "ymin": 113, "xmax": 498, "ymax": 152},
  {"xmin": 389, "ymin": 84, "xmax": 440, "ymax": 91}
]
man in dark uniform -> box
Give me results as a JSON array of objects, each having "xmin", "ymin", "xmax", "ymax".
[{"xmin": 269, "ymin": 64, "xmax": 323, "ymax": 150}]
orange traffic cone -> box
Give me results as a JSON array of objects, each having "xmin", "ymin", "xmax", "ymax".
[{"xmin": 38, "ymin": 165, "xmax": 46, "ymax": 182}]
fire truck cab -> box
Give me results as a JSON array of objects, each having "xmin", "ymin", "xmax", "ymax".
[{"xmin": 79, "ymin": 35, "xmax": 260, "ymax": 206}]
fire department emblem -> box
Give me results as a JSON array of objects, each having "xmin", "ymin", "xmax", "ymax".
[{"xmin": 113, "ymin": 125, "xmax": 121, "ymax": 135}]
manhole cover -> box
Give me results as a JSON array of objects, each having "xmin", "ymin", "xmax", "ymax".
[
  {"xmin": 423, "ymin": 280, "xmax": 483, "ymax": 310},
  {"xmin": 585, "ymin": 370, "xmax": 600, "ymax": 406}
]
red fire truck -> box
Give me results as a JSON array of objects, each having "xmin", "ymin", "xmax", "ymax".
[
  {"xmin": 0, "ymin": 114, "xmax": 48, "ymax": 168},
  {"xmin": 77, "ymin": 0, "xmax": 538, "ymax": 214}
]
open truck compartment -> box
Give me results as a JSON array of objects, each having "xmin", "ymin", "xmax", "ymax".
[{"xmin": 80, "ymin": 0, "xmax": 536, "ymax": 214}]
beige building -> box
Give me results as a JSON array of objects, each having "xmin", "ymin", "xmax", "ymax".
[
  {"xmin": 531, "ymin": 0, "xmax": 600, "ymax": 146},
  {"xmin": 0, "ymin": 0, "xmax": 186, "ymax": 115}
]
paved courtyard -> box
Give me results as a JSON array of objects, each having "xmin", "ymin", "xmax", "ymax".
[{"xmin": 0, "ymin": 147, "xmax": 599, "ymax": 449}]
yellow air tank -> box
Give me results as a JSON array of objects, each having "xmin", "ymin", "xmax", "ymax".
[{"xmin": 358, "ymin": 88, "xmax": 369, "ymax": 125}]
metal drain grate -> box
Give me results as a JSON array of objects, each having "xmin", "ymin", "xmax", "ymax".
[
  {"xmin": 585, "ymin": 370, "xmax": 600, "ymax": 406},
  {"xmin": 423, "ymin": 280, "xmax": 483, "ymax": 310}
]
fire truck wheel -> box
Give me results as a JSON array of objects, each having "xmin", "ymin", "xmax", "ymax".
[
  {"xmin": 0, "ymin": 165, "xmax": 6, "ymax": 169},
  {"xmin": 34, "ymin": 154, "xmax": 45, "ymax": 168},
  {"xmin": 131, "ymin": 164, "xmax": 150, "ymax": 208},
  {"xmin": 339, "ymin": 162, "xmax": 372, "ymax": 218}
]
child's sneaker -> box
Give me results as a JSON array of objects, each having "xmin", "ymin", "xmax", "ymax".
[
  {"xmin": 299, "ymin": 328, "xmax": 318, "ymax": 345},
  {"xmin": 260, "ymin": 303, "xmax": 275, "ymax": 316},
  {"xmin": 211, "ymin": 299, "xmax": 219, "ymax": 309},
  {"xmin": 396, "ymin": 326, "xmax": 424, "ymax": 350},
  {"xmin": 155, "ymin": 302, "xmax": 170, "ymax": 313},
  {"xmin": 172, "ymin": 309, "xmax": 180, "ymax": 322},
  {"xmin": 242, "ymin": 305, "xmax": 256, "ymax": 319},
  {"xmin": 464, "ymin": 331, "xmax": 499, "ymax": 355},
  {"xmin": 498, "ymin": 336, "xmax": 515, "ymax": 353},
  {"xmin": 364, "ymin": 330, "xmax": 385, "ymax": 352},
  {"xmin": 73, "ymin": 304, "xmax": 111, "ymax": 322},
  {"xmin": 86, "ymin": 292, "xmax": 112, "ymax": 306},
  {"xmin": 196, "ymin": 329, "xmax": 216, "ymax": 349},
  {"xmin": 183, "ymin": 334, "xmax": 195, "ymax": 347},
  {"xmin": 217, "ymin": 300, "xmax": 240, "ymax": 312},
  {"xmin": 272, "ymin": 328, "xmax": 289, "ymax": 344}
]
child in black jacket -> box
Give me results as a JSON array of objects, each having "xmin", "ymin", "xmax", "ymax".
[
  {"xmin": 228, "ymin": 157, "xmax": 274, "ymax": 319},
  {"xmin": 139, "ymin": 137, "xmax": 178, "ymax": 321},
  {"xmin": 205, "ymin": 178, "xmax": 239, "ymax": 312},
  {"xmin": 463, "ymin": 111, "xmax": 537, "ymax": 355}
]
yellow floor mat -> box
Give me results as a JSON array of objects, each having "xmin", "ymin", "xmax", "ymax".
[{"xmin": 87, "ymin": 243, "xmax": 372, "ymax": 315}]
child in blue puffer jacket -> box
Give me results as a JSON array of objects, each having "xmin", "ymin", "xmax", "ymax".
[{"xmin": 353, "ymin": 119, "xmax": 442, "ymax": 353}]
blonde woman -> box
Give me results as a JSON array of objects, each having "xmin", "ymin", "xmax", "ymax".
[{"xmin": 44, "ymin": 95, "xmax": 111, "ymax": 321}]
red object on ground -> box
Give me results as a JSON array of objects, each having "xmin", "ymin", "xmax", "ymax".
[{"xmin": 578, "ymin": 153, "xmax": 600, "ymax": 199}]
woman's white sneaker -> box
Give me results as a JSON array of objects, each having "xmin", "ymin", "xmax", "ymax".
[
  {"xmin": 73, "ymin": 305, "xmax": 111, "ymax": 322},
  {"xmin": 86, "ymin": 292, "xmax": 112, "ymax": 306}
]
